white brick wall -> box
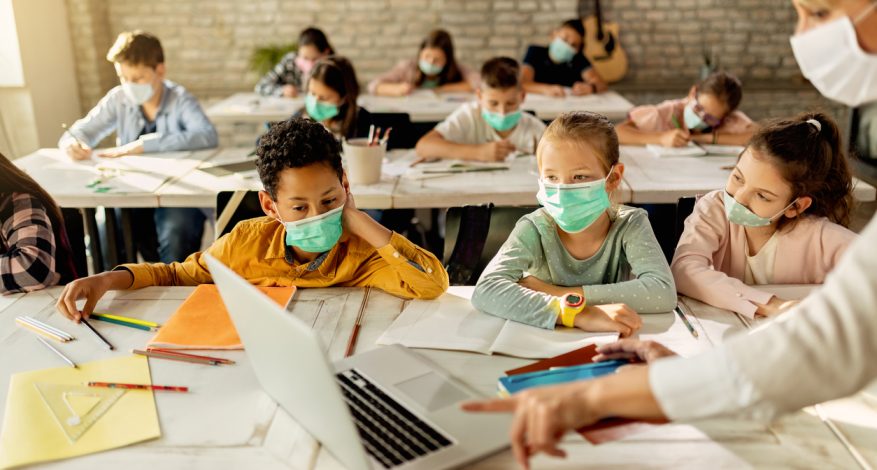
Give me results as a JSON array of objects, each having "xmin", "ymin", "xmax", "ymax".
[{"xmin": 65, "ymin": 0, "xmax": 847, "ymax": 136}]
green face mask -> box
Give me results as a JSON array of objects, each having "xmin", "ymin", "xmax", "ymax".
[
  {"xmin": 537, "ymin": 172, "xmax": 612, "ymax": 233},
  {"xmin": 481, "ymin": 109, "xmax": 523, "ymax": 132},
  {"xmin": 305, "ymin": 93, "xmax": 340, "ymax": 122},
  {"xmin": 276, "ymin": 204, "xmax": 344, "ymax": 253},
  {"xmin": 723, "ymin": 191, "xmax": 798, "ymax": 228}
]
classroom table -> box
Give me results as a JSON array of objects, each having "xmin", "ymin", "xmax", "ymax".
[
  {"xmin": 0, "ymin": 285, "xmax": 873, "ymax": 469},
  {"xmin": 15, "ymin": 148, "xmax": 219, "ymax": 271},
  {"xmin": 206, "ymin": 91, "xmax": 635, "ymax": 125},
  {"xmin": 204, "ymin": 93, "xmax": 304, "ymax": 124},
  {"xmin": 619, "ymin": 145, "xmax": 877, "ymax": 204}
]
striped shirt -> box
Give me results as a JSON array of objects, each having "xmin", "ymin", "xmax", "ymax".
[
  {"xmin": 254, "ymin": 52, "xmax": 309, "ymax": 97},
  {"xmin": 0, "ymin": 193, "xmax": 61, "ymax": 294}
]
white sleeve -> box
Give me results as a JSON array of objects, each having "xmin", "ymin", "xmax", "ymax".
[
  {"xmin": 650, "ymin": 214, "xmax": 877, "ymax": 422},
  {"xmin": 434, "ymin": 103, "xmax": 478, "ymax": 143}
]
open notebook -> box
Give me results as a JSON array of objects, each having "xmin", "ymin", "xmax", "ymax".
[{"xmin": 376, "ymin": 293, "xmax": 619, "ymax": 359}]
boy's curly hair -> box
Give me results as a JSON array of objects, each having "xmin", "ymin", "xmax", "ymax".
[{"xmin": 256, "ymin": 118, "xmax": 343, "ymax": 199}]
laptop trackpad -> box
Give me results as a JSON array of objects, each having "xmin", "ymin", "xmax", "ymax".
[{"xmin": 394, "ymin": 372, "xmax": 471, "ymax": 412}]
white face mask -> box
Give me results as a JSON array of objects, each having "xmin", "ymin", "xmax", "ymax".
[
  {"xmin": 122, "ymin": 82, "xmax": 155, "ymax": 106},
  {"xmin": 789, "ymin": 3, "xmax": 877, "ymax": 107}
]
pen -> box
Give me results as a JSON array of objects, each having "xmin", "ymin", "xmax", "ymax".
[{"xmin": 674, "ymin": 305, "xmax": 699, "ymax": 339}]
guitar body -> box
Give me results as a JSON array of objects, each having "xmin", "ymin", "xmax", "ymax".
[{"xmin": 582, "ymin": 8, "xmax": 629, "ymax": 83}]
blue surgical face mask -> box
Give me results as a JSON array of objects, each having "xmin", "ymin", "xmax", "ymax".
[
  {"xmin": 481, "ymin": 109, "xmax": 522, "ymax": 132},
  {"xmin": 275, "ymin": 204, "xmax": 344, "ymax": 253},
  {"xmin": 122, "ymin": 82, "xmax": 154, "ymax": 106},
  {"xmin": 537, "ymin": 170, "xmax": 613, "ymax": 233},
  {"xmin": 683, "ymin": 102, "xmax": 709, "ymax": 131},
  {"xmin": 548, "ymin": 37, "xmax": 577, "ymax": 64},
  {"xmin": 418, "ymin": 60, "xmax": 444, "ymax": 77},
  {"xmin": 723, "ymin": 191, "xmax": 798, "ymax": 228},
  {"xmin": 305, "ymin": 93, "xmax": 340, "ymax": 122}
]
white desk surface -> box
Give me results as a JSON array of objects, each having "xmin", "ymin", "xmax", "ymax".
[
  {"xmin": 206, "ymin": 91, "xmax": 634, "ymax": 125},
  {"xmin": 1, "ymin": 285, "xmax": 873, "ymax": 469},
  {"xmin": 205, "ymin": 93, "xmax": 304, "ymax": 124},
  {"xmin": 15, "ymin": 149, "xmax": 218, "ymax": 209},
  {"xmin": 620, "ymin": 145, "xmax": 877, "ymax": 204},
  {"xmin": 389, "ymin": 150, "xmax": 632, "ymax": 209}
]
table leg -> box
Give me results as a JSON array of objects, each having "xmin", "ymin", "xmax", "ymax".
[
  {"xmin": 82, "ymin": 208, "xmax": 104, "ymax": 274},
  {"xmin": 119, "ymin": 209, "xmax": 136, "ymax": 264},
  {"xmin": 102, "ymin": 207, "xmax": 120, "ymax": 269}
]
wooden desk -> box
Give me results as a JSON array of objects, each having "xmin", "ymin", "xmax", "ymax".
[
  {"xmin": 205, "ymin": 93, "xmax": 304, "ymax": 124},
  {"xmin": 620, "ymin": 146, "xmax": 877, "ymax": 204},
  {"xmin": 0, "ymin": 285, "xmax": 868, "ymax": 468}
]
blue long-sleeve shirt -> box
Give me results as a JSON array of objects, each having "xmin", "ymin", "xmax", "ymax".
[{"xmin": 58, "ymin": 80, "xmax": 218, "ymax": 154}]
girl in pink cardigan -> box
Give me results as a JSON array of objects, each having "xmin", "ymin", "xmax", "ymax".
[
  {"xmin": 671, "ymin": 112, "xmax": 857, "ymax": 318},
  {"xmin": 367, "ymin": 29, "xmax": 478, "ymax": 96}
]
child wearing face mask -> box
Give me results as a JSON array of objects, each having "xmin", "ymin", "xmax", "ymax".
[
  {"xmin": 521, "ymin": 19, "xmax": 608, "ymax": 97},
  {"xmin": 616, "ymin": 71, "xmax": 756, "ymax": 147},
  {"xmin": 472, "ymin": 112, "xmax": 675, "ymax": 335},
  {"xmin": 57, "ymin": 30, "xmax": 218, "ymax": 264},
  {"xmin": 54, "ymin": 118, "xmax": 449, "ymax": 323},
  {"xmin": 672, "ymin": 112, "xmax": 858, "ymax": 318},
  {"xmin": 292, "ymin": 56, "xmax": 374, "ymax": 140},
  {"xmin": 255, "ymin": 27, "xmax": 335, "ymax": 98},
  {"xmin": 414, "ymin": 57, "xmax": 546, "ymax": 162},
  {"xmin": 367, "ymin": 29, "xmax": 479, "ymax": 96}
]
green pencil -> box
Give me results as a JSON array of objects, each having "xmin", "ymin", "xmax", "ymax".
[{"xmin": 90, "ymin": 315, "xmax": 157, "ymax": 332}]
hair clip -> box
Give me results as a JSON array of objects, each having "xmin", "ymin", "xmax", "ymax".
[{"xmin": 806, "ymin": 118, "xmax": 822, "ymax": 132}]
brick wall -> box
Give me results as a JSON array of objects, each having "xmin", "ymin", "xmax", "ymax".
[{"xmin": 64, "ymin": 0, "xmax": 848, "ymax": 141}]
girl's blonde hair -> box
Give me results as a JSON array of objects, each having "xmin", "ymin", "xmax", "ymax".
[{"xmin": 538, "ymin": 111, "xmax": 619, "ymax": 174}]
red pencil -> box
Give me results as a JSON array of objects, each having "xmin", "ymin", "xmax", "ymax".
[
  {"xmin": 146, "ymin": 348, "xmax": 236, "ymax": 365},
  {"xmin": 87, "ymin": 381, "xmax": 188, "ymax": 392}
]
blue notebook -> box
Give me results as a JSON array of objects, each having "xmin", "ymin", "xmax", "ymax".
[{"xmin": 497, "ymin": 360, "xmax": 627, "ymax": 397}]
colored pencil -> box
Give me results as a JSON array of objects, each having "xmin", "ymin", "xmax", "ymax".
[
  {"xmin": 80, "ymin": 318, "xmax": 114, "ymax": 350},
  {"xmin": 132, "ymin": 349, "xmax": 219, "ymax": 366},
  {"xmin": 90, "ymin": 314, "xmax": 158, "ymax": 332},
  {"xmin": 674, "ymin": 306, "xmax": 699, "ymax": 339},
  {"xmin": 146, "ymin": 348, "xmax": 235, "ymax": 365},
  {"xmin": 35, "ymin": 336, "xmax": 77, "ymax": 368},
  {"xmin": 91, "ymin": 312, "xmax": 159, "ymax": 328},
  {"xmin": 345, "ymin": 287, "xmax": 371, "ymax": 357},
  {"xmin": 15, "ymin": 317, "xmax": 73, "ymax": 343},
  {"xmin": 88, "ymin": 381, "xmax": 188, "ymax": 393},
  {"xmin": 17, "ymin": 316, "xmax": 74, "ymax": 340}
]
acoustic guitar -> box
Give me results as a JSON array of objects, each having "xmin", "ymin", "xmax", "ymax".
[{"xmin": 579, "ymin": 0, "xmax": 629, "ymax": 83}]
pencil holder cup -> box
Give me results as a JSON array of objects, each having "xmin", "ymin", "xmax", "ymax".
[{"xmin": 342, "ymin": 138, "xmax": 385, "ymax": 185}]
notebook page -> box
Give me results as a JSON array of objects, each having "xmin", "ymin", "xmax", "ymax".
[{"xmin": 490, "ymin": 321, "xmax": 619, "ymax": 359}]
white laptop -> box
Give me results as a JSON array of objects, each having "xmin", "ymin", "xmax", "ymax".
[{"xmin": 205, "ymin": 254, "xmax": 510, "ymax": 469}]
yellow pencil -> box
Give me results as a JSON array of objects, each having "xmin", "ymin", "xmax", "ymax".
[
  {"xmin": 16, "ymin": 318, "xmax": 70, "ymax": 343},
  {"xmin": 91, "ymin": 312, "xmax": 159, "ymax": 328}
]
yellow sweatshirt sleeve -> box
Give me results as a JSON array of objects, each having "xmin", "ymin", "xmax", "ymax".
[
  {"xmin": 116, "ymin": 231, "xmax": 236, "ymax": 289},
  {"xmin": 356, "ymin": 232, "xmax": 449, "ymax": 299}
]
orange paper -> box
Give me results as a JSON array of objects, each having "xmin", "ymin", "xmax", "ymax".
[{"xmin": 147, "ymin": 284, "xmax": 295, "ymax": 350}]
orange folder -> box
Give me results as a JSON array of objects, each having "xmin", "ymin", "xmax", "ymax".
[
  {"xmin": 147, "ymin": 284, "xmax": 296, "ymax": 350},
  {"xmin": 504, "ymin": 344, "xmax": 667, "ymax": 444}
]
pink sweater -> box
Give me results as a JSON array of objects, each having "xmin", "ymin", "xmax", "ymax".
[
  {"xmin": 367, "ymin": 59, "xmax": 480, "ymax": 94},
  {"xmin": 671, "ymin": 190, "xmax": 857, "ymax": 318}
]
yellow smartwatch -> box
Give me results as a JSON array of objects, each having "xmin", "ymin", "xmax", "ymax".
[{"xmin": 559, "ymin": 293, "xmax": 586, "ymax": 328}]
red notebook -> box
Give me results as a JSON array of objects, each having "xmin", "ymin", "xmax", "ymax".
[{"xmin": 504, "ymin": 344, "xmax": 667, "ymax": 444}]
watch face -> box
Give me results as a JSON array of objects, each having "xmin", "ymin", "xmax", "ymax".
[{"xmin": 564, "ymin": 294, "xmax": 584, "ymax": 306}]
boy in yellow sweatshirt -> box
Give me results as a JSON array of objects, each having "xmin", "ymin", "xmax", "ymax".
[{"xmin": 56, "ymin": 118, "xmax": 449, "ymax": 321}]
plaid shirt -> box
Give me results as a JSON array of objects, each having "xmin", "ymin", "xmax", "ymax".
[
  {"xmin": 254, "ymin": 51, "xmax": 309, "ymax": 97},
  {"xmin": 0, "ymin": 193, "xmax": 61, "ymax": 294}
]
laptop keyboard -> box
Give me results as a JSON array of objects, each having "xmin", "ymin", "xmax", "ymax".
[{"xmin": 336, "ymin": 369, "xmax": 453, "ymax": 468}]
